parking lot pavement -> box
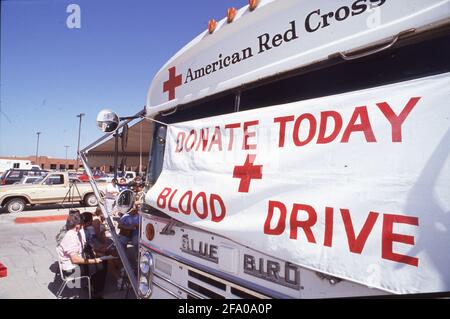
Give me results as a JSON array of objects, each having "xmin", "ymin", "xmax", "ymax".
[{"xmin": 0, "ymin": 205, "xmax": 135, "ymax": 299}]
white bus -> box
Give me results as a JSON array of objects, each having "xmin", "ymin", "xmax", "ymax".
[{"xmin": 86, "ymin": 0, "xmax": 450, "ymax": 298}]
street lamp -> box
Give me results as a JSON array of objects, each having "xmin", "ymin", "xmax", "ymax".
[
  {"xmin": 76, "ymin": 113, "xmax": 85, "ymax": 170},
  {"xmin": 64, "ymin": 145, "xmax": 70, "ymax": 160},
  {"xmin": 35, "ymin": 132, "xmax": 42, "ymax": 165}
]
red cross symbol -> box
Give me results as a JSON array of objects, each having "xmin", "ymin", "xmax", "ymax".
[
  {"xmin": 233, "ymin": 154, "xmax": 263, "ymax": 193},
  {"xmin": 163, "ymin": 66, "xmax": 182, "ymax": 101}
]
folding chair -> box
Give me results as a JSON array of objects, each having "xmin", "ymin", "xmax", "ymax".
[{"xmin": 55, "ymin": 248, "xmax": 91, "ymax": 299}]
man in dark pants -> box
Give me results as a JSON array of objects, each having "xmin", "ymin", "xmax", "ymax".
[{"xmin": 58, "ymin": 212, "xmax": 108, "ymax": 299}]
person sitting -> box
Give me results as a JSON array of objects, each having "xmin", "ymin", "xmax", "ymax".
[
  {"xmin": 130, "ymin": 176, "xmax": 144, "ymax": 202},
  {"xmin": 117, "ymin": 203, "xmax": 140, "ymax": 261},
  {"xmin": 57, "ymin": 213, "xmax": 107, "ymax": 299},
  {"xmin": 85, "ymin": 208, "xmax": 122, "ymax": 283},
  {"xmin": 90, "ymin": 207, "xmax": 109, "ymax": 249},
  {"xmin": 56, "ymin": 209, "xmax": 81, "ymax": 246},
  {"xmin": 117, "ymin": 178, "xmax": 128, "ymax": 192}
]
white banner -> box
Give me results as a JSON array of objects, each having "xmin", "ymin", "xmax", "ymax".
[{"xmin": 147, "ymin": 73, "xmax": 450, "ymax": 294}]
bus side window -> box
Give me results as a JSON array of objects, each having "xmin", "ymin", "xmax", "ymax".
[{"xmin": 239, "ymin": 33, "xmax": 450, "ymax": 111}]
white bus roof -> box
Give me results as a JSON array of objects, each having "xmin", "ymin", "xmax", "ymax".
[{"xmin": 146, "ymin": 0, "xmax": 450, "ymax": 117}]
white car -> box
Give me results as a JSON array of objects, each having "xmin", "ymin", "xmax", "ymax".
[{"xmin": 96, "ymin": 175, "xmax": 114, "ymax": 183}]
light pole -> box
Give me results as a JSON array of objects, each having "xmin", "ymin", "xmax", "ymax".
[
  {"xmin": 35, "ymin": 132, "xmax": 41, "ymax": 166},
  {"xmin": 76, "ymin": 113, "xmax": 85, "ymax": 170},
  {"xmin": 64, "ymin": 145, "xmax": 70, "ymax": 170},
  {"xmin": 64, "ymin": 145, "xmax": 70, "ymax": 160}
]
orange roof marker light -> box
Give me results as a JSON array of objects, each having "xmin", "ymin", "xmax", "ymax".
[
  {"xmin": 208, "ymin": 19, "xmax": 217, "ymax": 34},
  {"xmin": 227, "ymin": 7, "xmax": 237, "ymax": 23},
  {"xmin": 249, "ymin": 0, "xmax": 259, "ymax": 11}
]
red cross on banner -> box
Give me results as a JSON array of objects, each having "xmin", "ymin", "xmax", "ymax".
[
  {"xmin": 163, "ymin": 66, "xmax": 182, "ymax": 101},
  {"xmin": 233, "ymin": 154, "xmax": 263, "ymax": 193}
]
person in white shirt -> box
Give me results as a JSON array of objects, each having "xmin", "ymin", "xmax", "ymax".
[
  {"xmin": 57, "ymin": 212, "xmax": 107, "ymax": 298},
  {"xmin": 105, "ymin": 178, "xmax": 119, "ymax": 216}
]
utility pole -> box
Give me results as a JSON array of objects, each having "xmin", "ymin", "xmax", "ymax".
[
  {"xmin": 76, "ymin": 113, "xmax": 85, "ymax": 170},
  {"xmin": 64, "ymin": 145, "xmax": 70, "ymax": 171},
  {"xmin": 64, "ymin": 145, "xmax": 70, "ymax": 161},
  {"xmin": 35, "ymin": 132, "xmax": 42, "ymax": 166}
]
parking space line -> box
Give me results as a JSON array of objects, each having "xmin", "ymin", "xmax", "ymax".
[{"xmin": 14, "ymin": 215, "xmax": 68, "ymax": 224}]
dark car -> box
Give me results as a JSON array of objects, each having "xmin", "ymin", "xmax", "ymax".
[{"xmin": 0, "ymin": 169, "xmax": 49, "ymax": 186}]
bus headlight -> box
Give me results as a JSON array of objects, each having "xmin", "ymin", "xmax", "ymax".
[
  {"xmin": 139, "ymin": 276, "xmax": 150, "ymax": 296},
  {"xmin": 140, "ymin": 251, "xmax": 153, "ymax": 275},
  {"xmin": 138, "ymin": 251, "xmax": 154, "ymax": 298}
]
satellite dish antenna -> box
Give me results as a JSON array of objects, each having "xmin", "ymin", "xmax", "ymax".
[{"xmin": 96, "ymin": 109, "xmax": 119, "ymax": 133}]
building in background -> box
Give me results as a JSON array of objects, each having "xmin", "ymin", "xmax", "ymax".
[{"xmin": 0, "ymin": 156, "xmax": 79, "ymax": 171}]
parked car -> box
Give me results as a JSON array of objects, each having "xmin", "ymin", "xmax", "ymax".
[
  {"xmin": 78, "ymin": 171, "xmax": 106, "ymax": 182},
  {"xmin": 0, "ymin": 172, "xmax": 107, "ymax": 213},
  {"xmin": 15, "ymin": 175, "xmax": 46, "ymax": 185},
  {"xmin": 0, "ymin": 169, "xmax": 49, "ymax": 186},
  {"xmin": 96, "ymin": 175, "xmax": 114, "ymax": 183},
  {"xmin": 68, "ymin": 177, "xmax": 83, "ymax": 184}
]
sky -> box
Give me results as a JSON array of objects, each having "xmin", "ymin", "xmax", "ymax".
[{"xmin": 0, "ymin": 0, "xmax": 248, "ymax": 159}]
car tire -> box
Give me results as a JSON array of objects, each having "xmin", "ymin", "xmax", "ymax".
[
  {"xmin": 6, "ymin": 198, "xmax": 26, "ymax": 214},
  {"xmin": 84, "ymin": 194, "xmax": 98, "ymax": 207}
]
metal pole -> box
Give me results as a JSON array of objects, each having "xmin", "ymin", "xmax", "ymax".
[
  {"xmin": 64, "ymin": 146, "xmax": 70, "ymax": 171},
  {"xmin": 79, "ymin": 152, "xmax": 138, "ymax": 297},
  {"xmin": 35, "ymin": 132, "xmax": 41, "ymax": 165},
  {"xmin": 65, "ymin": 145, "xmax": 70, "ymax": 160},
  {"xmin": 114, "ymin": 132, "xmax": 119, "ymax": 179},
  {"xmin": 76, "ymin": 113, "xmax": 85, "ymax": 170},
  {"xmin": 139, "ymin": 123, "xmax": 142, "ymax": 175}
]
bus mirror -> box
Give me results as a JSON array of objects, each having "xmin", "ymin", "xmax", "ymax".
[
  {"xmin": 157, "ymin": 126, "xmax": 167, "ymax": 145},
  {"xmin": 115, "ymin": 189, "xmax": 135, "ymax": 215},
  {"xmin": 96, "ymin": 109, "xmax": 120, "ymax": 133}
]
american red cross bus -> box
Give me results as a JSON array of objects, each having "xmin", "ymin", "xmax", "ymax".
[{"xmin": 83, "ymin": 0, "xmax": 450, "ymax": 298}]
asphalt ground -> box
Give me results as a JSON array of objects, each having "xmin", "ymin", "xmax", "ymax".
[{"xmin": 0, "ymin": 204, "xmax": 135, "ymax": 299}]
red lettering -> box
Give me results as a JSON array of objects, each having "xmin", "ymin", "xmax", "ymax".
[
  {"xmin": 264, "ymin": 200, "xmax": 287, "ymax": 235},
  {"xmin": 290, "ymin": 204, "xmax": 317, "ymax": 243},
  {"xmin": 168, "ymin": 189, "xmax": 179, "ymax": 213},
  {"xmin": 243, "ymin": 120, "xmax": 259, "ymax": 150},
  {"xmin": 225, "ymin": 123, "xmax": 240, "ymax": 151},
  {"xmin": 157, "ymin": 187, "xmax": 172, "ymax": 209},
  {"xmin": 195, "ymin": 128, "xmax": 209, "ymax": 151},
  {"xmin": 317, "ymin": 111, "xmax": 343, "ymax": 144},
  {"xmin": 175, "ymin": 132, "xmax": 185, "ymax": 152},
  {"xmin": 208, "ymin": 126, "xmax": 223, "ymax": 152},
  {"xmin": 341, "ymin": 106, "xmax": 377, "ymax": 143},
  {"xmin": 377, "ymin": 97, "xmax": 421, "ymax": 142},
  {"xmin": 210, "ymin": 194, "xmax": 226, "ymax": 223},
  {"xmin": 341, "ymin": 209, "xmax": 379, "ymax": 254},
  {"xmin": 184, "ymin": 130, "xmax": 197, "ymax": 152},
  {"xmin": 178, "ymin": 190, "xmax": 192, "ymax": 215},
  {"xmin": 274, "ymin": 115, "xmax": 295, "ymax": 147},
  {"xmin": 193, "ymin": 192, "xmax": 208, "ymax": 219},
  {"xmin": 382, "ymin": 214, "xmax": 419, "ymax": 267},
  {"xmin": 293, "ymin": 113, "xmax": 317, "ymax": 147},
  {"xmin": 323, "ymin": 206, "xmax": 334, "ymax": 247}
]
